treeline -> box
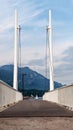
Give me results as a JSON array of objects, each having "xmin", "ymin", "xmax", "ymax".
[{"xmin": 20, "ymin": 89, "xmax": 47, "ymax": 97}]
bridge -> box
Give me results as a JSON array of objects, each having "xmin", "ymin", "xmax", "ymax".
[
  {"xmin": 0, "ymin": 80, "xmax": 73, "ymax": 118},
  {"xmin": 0, "ymin": 10, "xmax": 73, "ymax": 118}
]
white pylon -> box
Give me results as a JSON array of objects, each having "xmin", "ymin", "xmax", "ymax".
[
  {"xmin": 48, "ymin": 10, "xmax": 54, "ymax": 91},
  {"xmin": 13, "ymin": 9, "xmax": 19, "ymax": 90}
]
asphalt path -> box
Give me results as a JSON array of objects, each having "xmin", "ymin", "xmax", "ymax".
[{"xmin": 0, "ymin": 99, "xmax": 73, "ymax": 117}]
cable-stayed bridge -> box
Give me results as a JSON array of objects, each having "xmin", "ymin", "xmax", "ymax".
[{"xmin": 0, "ymin": 10, "xmax": 73, "ymax": 118}]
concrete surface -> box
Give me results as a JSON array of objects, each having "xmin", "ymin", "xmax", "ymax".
[
  {"xmin": 0, "ymin": 117, "xmax": 73, "ymax": 130},
  {"xmin": 43, "ymin": 85, "xmax": 73, "ymax": 110},
  {"xmin": 0, "ymin": 80, "xmax": 23, "ymax": 107},
  {"xmin": 0, "ymin": 99, "xmax": 73, "ymax": 117}
]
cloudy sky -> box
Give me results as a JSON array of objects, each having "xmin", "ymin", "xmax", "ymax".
[{"xmin": 0, "ymin": 0, "xmax": 73, "ymax": 85}]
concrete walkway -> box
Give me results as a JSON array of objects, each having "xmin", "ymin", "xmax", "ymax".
[{"xmin": 0, "ymin": 99, "xmax": 73, "ymax": 117}]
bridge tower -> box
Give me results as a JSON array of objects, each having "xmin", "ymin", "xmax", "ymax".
[
  {"xmin": 47, "ymin": 10, "xmax": 54, "ymax": 91},
  {"xmin": 13, "ymin": 9, "xmax": 19, "ymax": 90}
]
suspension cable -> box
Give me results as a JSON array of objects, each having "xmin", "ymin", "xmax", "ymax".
[
  {"xmin": 45, "ymin": 26, "xmax": 49, "ymax": 79},
  {"xmin": 18, "ymin": 25, "xmax": 22, "ymax": 89}
]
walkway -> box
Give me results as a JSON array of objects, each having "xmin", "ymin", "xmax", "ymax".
[{"xmin": 0, "ymin": 99, "xmax": 73, "ymax": 117}]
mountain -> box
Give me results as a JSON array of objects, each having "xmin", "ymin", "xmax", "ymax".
[
  {"xmin": 0, "ymin": 65, "xmax": 13, "ymax": 87},
  {"xmin": 0, "ymin": 64, "xmax": 63, "ymax": 96}
]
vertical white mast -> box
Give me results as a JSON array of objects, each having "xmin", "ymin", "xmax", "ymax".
[
  {"xmin": 13, "ymin": 9, "xmax": 18, "ymax": 90},
  {"xmin": 48, "ymin": 10, "xmax": 54, "ymax": 91}
]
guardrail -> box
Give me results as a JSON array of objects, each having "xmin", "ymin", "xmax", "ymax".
[
  {"xmin": 43, "ymin": 85, "xmax": 73, "ymax": 110},
  {"xmin": 0, "ymin": 80, "xmax": 23, "ymax": 107}
]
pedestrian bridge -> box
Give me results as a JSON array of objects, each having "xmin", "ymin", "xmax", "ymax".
[{"xmin": 0, "ymin": 80, "xmax": 73, "ymax": 113}]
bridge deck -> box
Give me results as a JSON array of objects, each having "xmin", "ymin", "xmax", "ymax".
[{"xmin": 0, "ymin": 99, "xmax": 73, "ymax": 117}]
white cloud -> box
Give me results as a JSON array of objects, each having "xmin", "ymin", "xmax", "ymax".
[
  {"xmin": 0, "ymin": 48, "xmax": 14, "ymax": 66},
  {"xmin": 54, "ymin": 45, "xmax": 73, "ymax": 85}
]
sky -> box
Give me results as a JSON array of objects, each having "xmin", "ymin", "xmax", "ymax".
[{"xmin": 0, "ymin": 0, "xmax": 73, "ymax": 85}]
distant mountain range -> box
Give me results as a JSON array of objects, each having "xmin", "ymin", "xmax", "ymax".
[{"xmin": 0, "ymin": 65, "xmax": 63, "ymax": 96}]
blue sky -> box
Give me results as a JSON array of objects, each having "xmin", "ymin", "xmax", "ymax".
[{"xmin": 0, "ymin": 0, "xmax": 73, "ymax": 85}]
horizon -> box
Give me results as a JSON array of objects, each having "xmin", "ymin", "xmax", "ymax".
[{"xmin": 0, "ymin": 0, "xmax": 73, "ymax": 85}]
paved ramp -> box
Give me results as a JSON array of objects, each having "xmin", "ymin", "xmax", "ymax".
[{"xmin": 0, "ymin": 100, "xmax": 73, "ymax": 117}]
